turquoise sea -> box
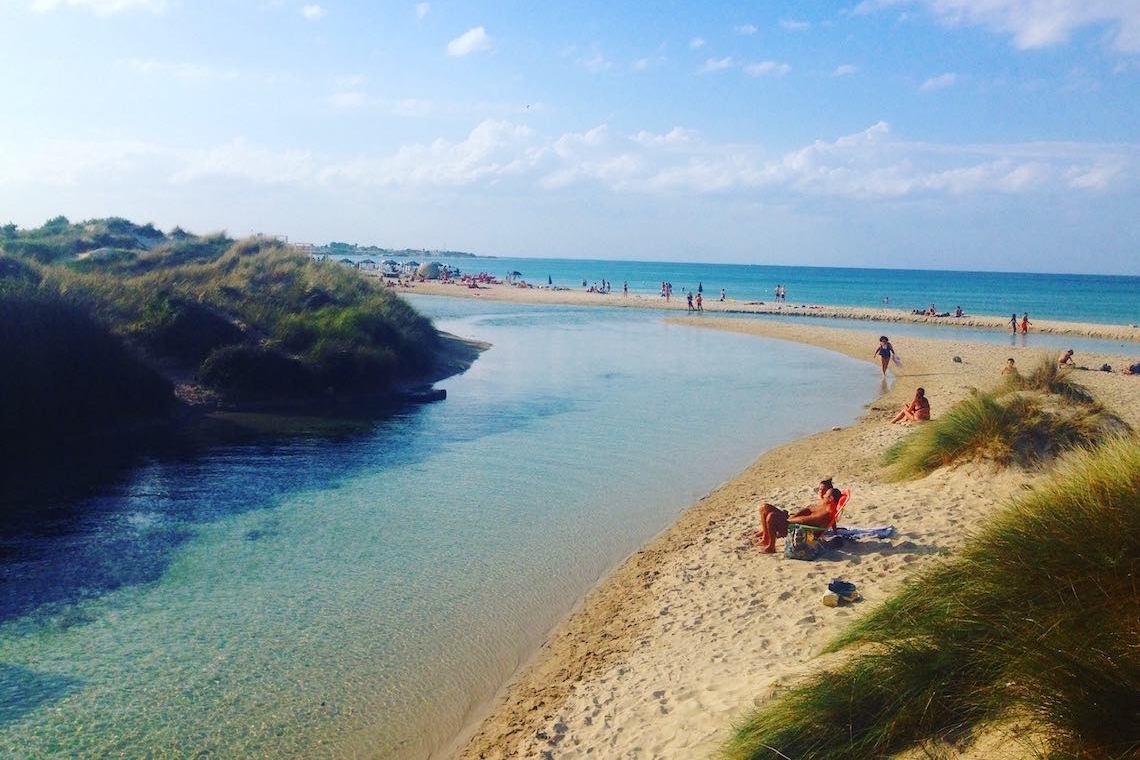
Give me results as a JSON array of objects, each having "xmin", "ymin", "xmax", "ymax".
[{"xmin": 2, "ymin": 261, "xmax": 1139, "ymax": 759}]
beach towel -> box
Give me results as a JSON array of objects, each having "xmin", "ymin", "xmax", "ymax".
[
  {"xmin": 891, "ymin": 354, "xmax": 903, "ymax": 367},
  {"xmin": 833, "ymin": 525, "xmax": 896, "ymax": 540}
]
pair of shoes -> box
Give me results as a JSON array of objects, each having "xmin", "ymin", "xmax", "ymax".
[
  {"xmin": 827, "ymin": 579, "xmax": 861, "ymax": 603},
  {"xmin": 828, "ymin": 579, "xmax": 856, "ymax": 596}
]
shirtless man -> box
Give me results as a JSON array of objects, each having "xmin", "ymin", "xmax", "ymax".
[{"xmin": 755, "ymin": 480, "xmax": 840, "ymax": 554}]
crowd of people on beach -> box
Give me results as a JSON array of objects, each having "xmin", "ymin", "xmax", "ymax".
[{"xmin": 911, "ymin": 304, "xmax": 964, "ymax": 318}]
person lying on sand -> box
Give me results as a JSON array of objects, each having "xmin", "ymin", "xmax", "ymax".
[
  {"xmin": 754, "ymin": 481, "xmax": 840, "ymax": 554},
  {"xmin": 891, "ymin": 387, "xmax": 930, "ymax": 423}
]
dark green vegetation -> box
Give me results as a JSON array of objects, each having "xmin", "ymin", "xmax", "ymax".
[
  {"xmin": 1, "ymin": 217, "xmax": 443, "ymax": 458},
  {"xmin": 723, "ymin": 362, "xmax": 1139, "ymax": 760}
]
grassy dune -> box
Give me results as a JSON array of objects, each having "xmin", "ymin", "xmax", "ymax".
[
  {"xmin": 723, "ymin": 360, "xmax": 1140, "ymax": 760},
  {"xmin": 1, "ymin": 217, "xmax": 444, "ymax": 458}
]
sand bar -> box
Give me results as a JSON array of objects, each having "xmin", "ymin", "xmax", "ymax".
[{"xmin": 399, "ymin": 280, "xmax": 1140, "ymax": 760}]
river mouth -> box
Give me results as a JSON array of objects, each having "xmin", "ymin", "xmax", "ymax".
[{"xmin": 0, "ymin": 298, "xmax": 872, "ymax": 759}]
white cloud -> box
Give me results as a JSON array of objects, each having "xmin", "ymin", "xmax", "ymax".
[
  {"xmin": 447, "ymin": 26, "xmax": 493, "ymax": 57},
  {"xmin": 1068, "ymin": 162, "xmax": 1123, "ymax": 189},
  {"xmin": 919, "ymin": 72, "xmax": 958, "ymax": 91},
  {"xmin": 31, "ymin": 0, "xmax": 166, "ymax": 14},
  {"xmin": 325, "ymin": 120, "xmax": 538, "ymax": 187},
  {"xmin": 328, "ymin": 91, "xmax": 368, "ymax": 110},
  {"xmin": 415, "ymin": 2, "xmax": 430, "ymax": 21},
  {"xmin": 172, "ymin": 138, "xmax": 315, "ymax": 185},
  {"xmin": 744, "ymin": 61, "xmax": 791, "ymax": 77},
  {"xmin": 833, "ymin": 64, "xmax": 859, "ymax": 76},
  {"xmin": 689, "ymin": 37, "xmax": 706, "ymax": 49},
  {"xmin": 578, "ymin": 49, "xmax": 611, "ymax": 73},
  {"xmin": 700, "ymin": 56, "xmax": 734, "ymax": 73},
  {"xmin": 300, "ymin": 4, "xmax": 325, "ymax": 21},
  {"xmin": 734, "ymin": 24, "xmax": 758, "ymax": 36},
  {"xmin": 631, "ymin": 127, "xmax": 699, "ymax": 148},
  {"xmin": 4, "ymin": 121, "xmax": 1132, "ymax": 207},
  {"xmin": 122, "ymin": 58, "xmax": 228, "ymax": 83},
  {"xmin": 780, "ymin": 19, "xmax": 810, "ymax": 31},
  {"xmin": 856, "ymin": 0, "xmax": 1140, "ymax": 53}
]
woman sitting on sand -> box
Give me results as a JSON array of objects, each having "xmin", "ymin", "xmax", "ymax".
[
  {"xmin": 754, "ymin": 479, "xmax": 840, "ymax": 554},
  {"xmin": 892, "ymin": 387, "xmax": 930, "ymax": 423}
]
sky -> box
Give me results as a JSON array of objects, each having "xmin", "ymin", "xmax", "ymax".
[{"xmin": 1, "ymin": 1, "xmax": 1139, "ymax": 274}]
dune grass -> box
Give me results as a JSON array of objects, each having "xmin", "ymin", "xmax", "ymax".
[
  {"xmin": 0, "ymin": 285, "xmax": 175, "ymax": 456},
  {"xmin": 721, "ymin": 435, "xmax": 1140, "ymax": 760},
  {"xmin": 885, "ymin": 357, "xmax": 1129, "ymax": 478},
  {"xmin": 1007, "ymin": 354, "xmax": 1096, "ymax": 404},
  {"xmin": 2, "ymin": 218, "xmax": 448, "ymax": 469}
]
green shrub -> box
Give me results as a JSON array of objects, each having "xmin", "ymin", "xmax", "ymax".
[
  {"xmin": 197, "ymin": 345, "xmax": 318, "ymax": 398},
  {"xmin": 0, "ymin": 289, "xmax": 174, "ymax": 450},
  {"xmin": 4, "ymin": 220, "xmax": 445, "ymax": 407},
  {"xmin": 131, "ymin": 292, "xmax": 245, "ymax": 366}
]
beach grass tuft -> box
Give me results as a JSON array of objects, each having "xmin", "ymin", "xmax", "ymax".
[
  {"xmin": 1006, "ymin": 354, "xmax": 1096, "ymax": 404},
  {"xmin": 721, "ymin": 436, "xmax": 1140, "ymax": 760},
  {"xmin": 885, "ymin": 357, "xmax": 1129, "ymax": 478}
]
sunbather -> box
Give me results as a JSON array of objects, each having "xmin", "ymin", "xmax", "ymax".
[
  {"xmin": 755, "ymin": 482, "xmax": 841, "ymax": 554},
  {"xmin": 891, "ymin": 387, "xmax": 930, "ymax": 423}
]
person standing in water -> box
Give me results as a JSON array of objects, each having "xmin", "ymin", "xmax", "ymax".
[{"xmin": 874, "ymin": 336, "xmax": 895, "ymax": 376}]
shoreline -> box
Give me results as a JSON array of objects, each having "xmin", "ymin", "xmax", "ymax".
[
  {"xmin": 396, "ymin": 278, "xmax": 1140, "ymax": 344},
  {"xmin": 403, "ymin": 282, "xmax": 1140, "ymax": 759}
]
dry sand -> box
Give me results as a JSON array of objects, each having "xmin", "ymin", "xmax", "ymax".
[{"xmin": 400, "ymin": 279, "xmax": 1140, "ymax": 760}]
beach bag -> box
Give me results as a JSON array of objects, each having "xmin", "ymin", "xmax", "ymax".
[{"xmin": 785, "ymin": 525, "xmax": 824, "ymax": 561}]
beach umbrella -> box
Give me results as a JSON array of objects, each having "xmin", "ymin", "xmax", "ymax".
[
  {"xmin": 416, "ymin": 261, "xmax": 443, "ymax": 279},
  {"xmin": 510, "ymin": 270, "xmax": 523, "ymax": 278}
]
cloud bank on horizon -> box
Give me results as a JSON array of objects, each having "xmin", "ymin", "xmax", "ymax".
[{"xmin": 1, "ymin": 0, "xmax": 1138, "ymax": 274}]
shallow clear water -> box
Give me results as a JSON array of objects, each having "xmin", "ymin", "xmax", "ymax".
[{"xmin": 0, "ymin": 298, "xmax": 874, "ymax": 759}]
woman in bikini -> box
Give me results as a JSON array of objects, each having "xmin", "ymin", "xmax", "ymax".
[{"xmin": 892, "ymin": 387, "xmax": 931, "ymax": 423}]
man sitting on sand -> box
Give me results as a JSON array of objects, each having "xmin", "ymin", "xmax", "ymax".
[{"xmin": 754, "ymin": 480, "xmax": 840, "ymax": 554}]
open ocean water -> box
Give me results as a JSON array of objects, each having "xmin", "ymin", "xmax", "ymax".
[{"xmin": 2, "ymin": 261, "xmax": 1139, "ymax": 759}]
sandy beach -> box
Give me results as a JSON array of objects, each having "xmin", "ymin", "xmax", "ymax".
[{"xmin": 406, "ymin": 279, "xmax": 1140, "ymax": 760}]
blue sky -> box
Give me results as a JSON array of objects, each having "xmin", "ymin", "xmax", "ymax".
[{"xmin": 1, "ymin": 1, "xmax": 1138, "ymax": 274}]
